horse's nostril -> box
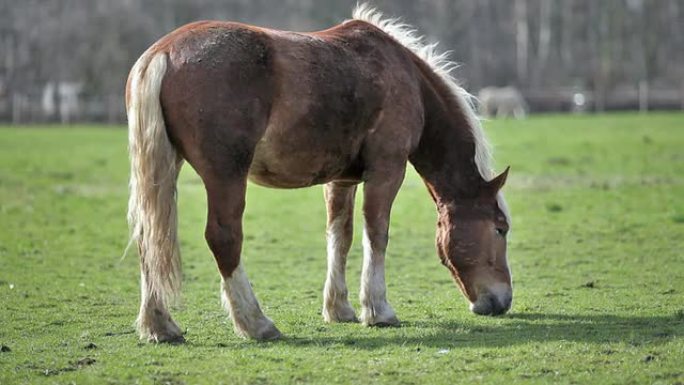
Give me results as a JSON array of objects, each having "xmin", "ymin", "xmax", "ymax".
[
  {"xmin": 471, "ymin": 292, "xmax": 511, "ymax": 316},
  {"xmin": 502, "ymin": 296, "xmax": 512, "ymax": 311},
  {"xmin": 471, "ymin": 294, "xmax": 495, "ymax": 315},
  {"xmin": 484, "ymin": 296, "xmax": 500, "ymax": 315},
  {"xmin": 491, "ymin": 294, "xmax": 512, "ymax": 316},
  {"xmin": 490, "ymin": 299, "xmax": 506, "ymax": 315}
]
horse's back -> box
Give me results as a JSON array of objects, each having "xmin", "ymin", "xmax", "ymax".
[
  {"xmin": 250, "ymin": 22, "xmax": 398, "ymax": 187},
  {"xmin": 153, "ymin": 20, "xmax": 416, "ymax": 186}
]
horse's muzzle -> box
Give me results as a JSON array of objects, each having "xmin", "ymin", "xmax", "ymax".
[{"xmin": 470, "ymin": 291, "xmax": 512, "ymax": 316}]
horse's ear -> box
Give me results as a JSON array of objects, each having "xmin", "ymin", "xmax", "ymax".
[{"xmin": 484, "ymin": 166, "xmax": 510, "ymax": 196}]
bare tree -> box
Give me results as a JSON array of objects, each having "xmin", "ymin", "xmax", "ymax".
[{"xmin": 1, "ymin": 0, "xmax": 683, "ymax": 122}]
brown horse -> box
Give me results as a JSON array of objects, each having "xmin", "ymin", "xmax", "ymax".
[{"xmin": 126, "ymin": 4, "xmax": 512, "ymax": 342}]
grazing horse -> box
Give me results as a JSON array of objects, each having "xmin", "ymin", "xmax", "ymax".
[
  {"xmin": 126, "ymin": 4, "xmax": 512, "ymax": 342},
  {"xmin": 478, "ymin": 86, "xmax": 528, "ymax": 119}
]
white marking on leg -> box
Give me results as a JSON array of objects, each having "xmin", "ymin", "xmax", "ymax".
[
  {"xmin": 323, "ymin": 216, "xmax": 356, "ymax": 322},
  {"xmin": 221, "ymin": 263, "xmax": 281, "ymax": 340},
  {"xmin": 359, "ymin": 227, "xmax": 399, "ymax": 326}
]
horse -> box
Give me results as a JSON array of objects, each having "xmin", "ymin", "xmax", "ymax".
[
  {"xmin": 478, "ymin": 86, "xmax": 528, "ymax": 119},
  {"xmin": 126, "ymin": 4, "xmax": 512, "ymax": 343}
]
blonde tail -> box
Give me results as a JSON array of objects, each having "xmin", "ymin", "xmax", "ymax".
[{"xmin": 126, "ymin": 52, "xmax": 182, "ymax": 329}]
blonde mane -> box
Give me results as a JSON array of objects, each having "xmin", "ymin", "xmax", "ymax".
[{"xmin": 352, "ymin": 3, "xmax": 493, "ymax": 180}]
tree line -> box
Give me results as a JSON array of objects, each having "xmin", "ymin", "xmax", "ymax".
[{"xmin": 1, "ymin": 0, "xmax": 682, "ymax": 123}]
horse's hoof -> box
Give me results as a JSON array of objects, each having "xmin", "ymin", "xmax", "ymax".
[
  {"xmin": 371, "ymin": 318, "xmax": 400, "ymax": 328},
  {"xmin": 235, "ymin": 317, "xmax": 282, "ymax": 341},
  {"xmin": 139, "ymin": 318, "xmax": 185, "ymax": 344},
  {"xmin": 323, "ymin": 305, "xmax": 358, "ymax": 323},
  {"xmin": 160, "ymin": 334, "xmax": 186, "ymax": 344},
  {"xmin": 146, "ymin": 331, "xmax": 185, "ymax": 344},
  {"xmin": 368, "ymin": 315, "xmax": 401, "ymax": 327},
  {"xmin": 360, "ymin": 310, "xmax": 401, "ymax": 327},
  {"xmin": 325, "ymin": 314, "xmax": 359, "ymax": 324},
  {"xmin": 339, "ymin": 314, "xmax": 360, "ymax": 323},
  {"xmin": 255, "ymin": 324, "xmax": 282, "ymax": 341}
]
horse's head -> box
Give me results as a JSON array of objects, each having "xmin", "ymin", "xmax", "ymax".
[{"xmin": 436, "ymin": 167, "xmax": 512, "ymax": 316}]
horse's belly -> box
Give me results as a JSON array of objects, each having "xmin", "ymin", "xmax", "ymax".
[{"xmin": 247, "ymin": 136, "xmax": 361, "ymax": 188}]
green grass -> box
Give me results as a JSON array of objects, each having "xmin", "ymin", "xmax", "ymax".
[{"xmin": 1, "ymin": 113, "xmax": 683, "ymax": 384}]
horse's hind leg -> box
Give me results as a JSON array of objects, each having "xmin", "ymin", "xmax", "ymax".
[
  {"xmin": 203, "ymin": 177, "xmax": 281, "ymax": 340},
  {"xmin": 322, "ymin": 182, "xmax": 358, "ymax": 323},
  {"xmin": 135, "ymin": 158, "xmax": 184, "ymax": 343},
  {"xmin": 137, "ymin": 271, "xmax": 184, "ymax": 343}
]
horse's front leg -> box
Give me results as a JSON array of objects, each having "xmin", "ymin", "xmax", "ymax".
[
  {"xmin": 204, "ymin": 177, "xmax": 281, "ymax": 340},
  {"xmin": 322, "ymin": 182, "xmax": 358, "ymax": 323},
  {"xmin": 359, "ymin": 169, "xmax": 404, "ymax": 327}
]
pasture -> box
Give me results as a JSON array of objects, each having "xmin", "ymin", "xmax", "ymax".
[{"xmin": 1, "ymin": 113, "xmax": 683, "ymax": 384}]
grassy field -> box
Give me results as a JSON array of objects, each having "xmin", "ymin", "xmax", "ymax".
[{"xmin": 1, "ymin": 113, "xmax": 683, "ymax": 384}]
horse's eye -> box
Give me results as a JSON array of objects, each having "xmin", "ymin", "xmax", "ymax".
[{"xmin": 495, "ymin": 228, "xmax": 508, "ymax": 237}]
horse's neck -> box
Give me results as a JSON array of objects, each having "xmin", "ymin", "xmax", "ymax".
[{"xmin": 408, "ymin": 65, "xmax": 485, "ymax": 207}]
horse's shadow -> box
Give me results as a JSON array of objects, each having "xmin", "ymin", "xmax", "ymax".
[{"xmin": 274, "ymin": 312, "xmax": 684, "ymax": 350}]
